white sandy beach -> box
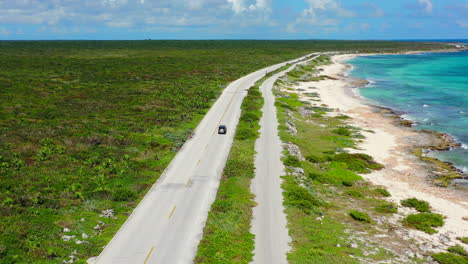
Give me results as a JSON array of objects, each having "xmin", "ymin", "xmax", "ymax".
[{"xmin": 293, "ymin": 54, "xmax": 468, "ymax": 252}]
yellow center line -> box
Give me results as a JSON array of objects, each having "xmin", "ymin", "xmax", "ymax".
[
  {"xmin": 196, "ymin": 159, "xmax": 201, "ymax": 166},
  {"xmin": 168, "ymin": 206, "xmax": 176, "ymax": 218},
  {"xmin": 144, "ymin": 247, "xmax": 155, "ymax": 264},
  {"xmin": 185, "ymin": 178, "xmax": 192, "ymax": 187}
]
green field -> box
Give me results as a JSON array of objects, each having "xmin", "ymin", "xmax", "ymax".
[{"xmin": 0, "ymin": 40, "xmax": 449, "ymax": 263}]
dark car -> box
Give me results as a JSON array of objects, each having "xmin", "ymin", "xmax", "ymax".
[{"xmin": 218, "ymin": 125, "xmax": 227, "ymax": 134}]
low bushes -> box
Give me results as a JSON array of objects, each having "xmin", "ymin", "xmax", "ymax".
[
  {"xmin": 375, "ymin": 188, "xmax": 391, "ymax": 197},
  {"xmin": 349, "ymin": 210, "xmax": 372, "ymax": 223},
  {"xmin": 332, "ymin": 127, "xmax": 352, "ymax": 136},
  {"xmin": 331, "ymin": 153, "xmax": 384, "ymax": 173},
  {"xmin": 403, "ymin": 213, "xmax": 445, "ymax": 234},
  {"xmin": 401, "ymin": 198, "xmax": 431, "ymax": 213},
  {"xmin": 324, "ymin": 168, "xmax": 363, "ymax": 186},
  {"xmin": 284, "ymin": 155, "xmax": 302, "ymax": 167},
  {"xmin": 431, "ymin": 252, "xmax": 468, "ymax": 264}
]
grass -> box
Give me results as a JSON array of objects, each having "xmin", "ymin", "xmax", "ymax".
[
  {"xmin": 431, "ymin": 253, "xmax": 468, "ymax": 264},
  {"xmin": 349, "ymin": 210, "xmax": 372, "ymax": 223},
  {"xmin": 401, "ymin": 198, "xmax": 431, "ymax": 213},
  {"xmin": 402, "ymin": 213, "xmax": 445, "ymax": 234}
]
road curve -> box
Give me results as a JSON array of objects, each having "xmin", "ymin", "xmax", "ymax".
[
  {"xmin": 250, "ymin": 55, "xmax": 320, "ymax": 264},
  {"xmin": 95, "ymin": 53, "xmax": 318, "ymax": 264}
]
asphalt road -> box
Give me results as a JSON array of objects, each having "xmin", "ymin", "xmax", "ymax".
[
  {"xmin": 95, "ymin": 53, "xmax": 317, "ymax": 264},
  {"xmin": 250, "ymin": 55, "xmax": 320, "ymax": 264}
]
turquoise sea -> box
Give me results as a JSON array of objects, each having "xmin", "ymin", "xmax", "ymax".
[{"xmin": 348, "ymin": 50, "xmax": 468, "ymax": 174}]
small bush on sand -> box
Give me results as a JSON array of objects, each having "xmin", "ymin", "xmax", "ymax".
[
  {"xmin": 401, "ymin": 198, "xmax": 431, "ymax": 212},
  {"xmin": 403, "ymin": 213, "xmax": 444, "ymax": 234},
  {"xmin": 448, "ymin": 244, "xmax": 468, "ymax": 256},
  {"xmin": 349, "ymin": 210, "xmax": 371, "ymax": 223},
  {"xmin": 431, "ymin": 252, "xmax": 468, "ymax": 264}
]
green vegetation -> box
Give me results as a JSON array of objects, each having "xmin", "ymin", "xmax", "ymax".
[
  {"xmin": 432, "ymin": 253, "xmax": 468, "ymax": 264},
  {"xmin": 402, "ymin": 213, "xmax": 445, "ymax": 234},
  {"xmin": 331, "ymin": 153, "xmax": 384, "ymax": 174},
  {"xmin": 375, "ymin": 188, "xmax": 391, "ymax": 197},
  {"xmin": 457, "ymin": 237, "xmax": 468, "ymax": 244},
  {"xmin": 375, "ymin": 202, "xmax": 398, "ymax": 214},
  {"xmin": 448, "ymin": 245, "xmax": 468, "ymax": 257},
  {"xmin": 349, "ymin": 210, "xmax": 372, "ymax": 223},
  {"xmin": 401, "ymin": 198, "xmax": 431, "ymax": 213}
]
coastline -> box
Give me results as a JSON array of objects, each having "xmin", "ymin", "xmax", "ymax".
[{"xmin": 293, "ymin": 53, "xmax": 468, "ymax": 251}]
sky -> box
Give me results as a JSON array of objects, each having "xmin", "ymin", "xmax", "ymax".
[{"xmin": 0, "ymin": 0, "xmax": 467, "ymax": 40}]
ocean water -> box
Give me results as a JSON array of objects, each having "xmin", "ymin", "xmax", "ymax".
[{"xmin": 348, "ymin": 51, "xmax": 468, "ymax": 174}]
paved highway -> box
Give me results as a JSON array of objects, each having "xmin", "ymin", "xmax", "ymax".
[
  {"xmin": 95, "ymin": 53, "xmax": 318, "ymax": 264},
  {"xmin": 250, "ymin": 55, "xmax": 320, "ymax": 264}
]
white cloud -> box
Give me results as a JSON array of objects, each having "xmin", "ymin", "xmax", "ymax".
[
  {"xmin": 287, "ymin": 0, "xmax": 352, "ymax": 33},
  {"xmin": 106, "ymin": 20, "xmax": 134, "ymax": 28},
  {"xmin": 228, "ymin": 0, "xmax": 246, "ymax": 13},
  {"xmin": 227, "ymin": 0, "xmax": 270, "ymax": 13},
  {"xmin": 418, "ymin": 0, "xmax": 433, "ymax": 14}
]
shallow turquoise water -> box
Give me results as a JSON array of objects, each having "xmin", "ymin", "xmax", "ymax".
[{"xmin": 348, "ymin": 51, "xmax": 468, "ymax": 174}]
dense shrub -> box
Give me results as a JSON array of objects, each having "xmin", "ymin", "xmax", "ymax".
[
  {"xmin": 284, "ymin": 155, "xmax": 302, "ymax": 167},
  {"xmin": 112, "ymin": 188, "xmax": 137, "ymax": 202},
  {"xmin": 324, "ymin": 168, "xmax": 362, "ymax": 185},
  {"xmin": 284, "ymin": 182, "xmax": 322, "ymax": 214},
  {"xmin": 448, "ymin": 245, "xmax": 468, "ymax": 256},
  {"xmin": 431, "ymin": 253, "xmax": 468, "ymax": 264},
  {"xmin": 332, "ymin": 127, "xmax": 352, "ymax": 136},
  {"xmin": 401, "ymin": 198, "xmax": 431, "ymax": 213},
  {"xmin": 235, "ymin": 127, "xmax": 257, "ymax": 140},
  {"xmin": 305, "ymin": 154, "xmax": 326, "ymax": 163},
  {"xmin": 331, "ymin": 153, "xmax": 384, "ymax": 173},
  {"xmin": 349, "ymin": 210, "xmax": 372, "ymax": 223},
  {"xmin": 403, "ymin": 213, "xmax": 445, "ymax": 234}
]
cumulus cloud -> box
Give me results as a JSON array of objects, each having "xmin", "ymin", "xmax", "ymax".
[
  {"xmin": 227, "ymin": 0, "xmax": 271, "ymax": 14},
  {"xmin": 0, "ymin": 0, "xmax": 272, "ymax": 33},
  {"xmin": 418, "ymin": 0, "xmax": 433, "ymax": 14},
  {"xmin": 287, "ymin": 0, "xmax": 353, "ymax": 33}
]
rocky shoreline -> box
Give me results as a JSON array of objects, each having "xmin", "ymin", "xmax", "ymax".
[{"xmin": 367, "ymin": 105, "xmax": 466, "ymax": 188}]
